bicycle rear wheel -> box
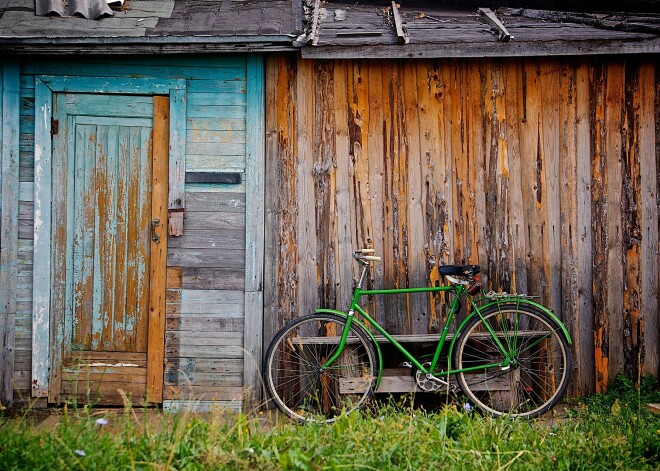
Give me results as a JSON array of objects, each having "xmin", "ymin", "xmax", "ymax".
[
  {"xmin": 453, "ymin": 303, "xmax": 572, "ymax": 418},
  {"xmin": 264, "ymin": 313, "xmax": 377, "ymax": 423}
]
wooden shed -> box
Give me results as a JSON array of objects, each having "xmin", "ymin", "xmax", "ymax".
[
  {"xmin": 0, "ymin": 0, "xmax": 296, "ymax": 411},
  {"xmin": 262, "ymin": 0, "xmax": 660, "ymax": 397},
  {"xmin": 0, "ymin": 0, "xmax": 658, "ymax": 411}
]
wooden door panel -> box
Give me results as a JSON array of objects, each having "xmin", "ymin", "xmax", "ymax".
[
  {"xmin": 71, "ymin": 120, "xmax": 153, "ymax": 354},
  {"xmin": 50, "ymin": 93, "xmax": 168, "ymax": 405}
]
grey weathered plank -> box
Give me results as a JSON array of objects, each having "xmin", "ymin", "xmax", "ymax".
[
  {"xmin": 31, "ymin": 76, "xmax": 53, "ymax": 398},
  {"xmin": 167, "ymin": 248, "xmax": 246, "ymax": 269},
  {"xmin": 178, "ymin": 267, "xmax": 245, "ymax": 291}
]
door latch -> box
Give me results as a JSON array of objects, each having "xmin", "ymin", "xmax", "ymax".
[{"xmin": 151, "ymin": 217, "xmax": 161, "ymax": 244}]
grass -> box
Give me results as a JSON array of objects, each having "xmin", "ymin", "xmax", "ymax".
[{"xmin": 0, "ymin": 375, "xmax": 658, "ymax": 470}]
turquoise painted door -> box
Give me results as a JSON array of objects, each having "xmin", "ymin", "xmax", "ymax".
[{"xmin": 49, "ymin": 93, "xmax": 168, "ymax": 405}]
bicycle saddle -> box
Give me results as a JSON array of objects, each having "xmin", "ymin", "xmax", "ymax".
[{"xmin": 438, "ymin": 265, "xmax": 480, "ymax": 277}]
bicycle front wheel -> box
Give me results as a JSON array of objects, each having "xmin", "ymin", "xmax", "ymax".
[
  {"xmin": 264, "ymin": 313, "xmax": 378, "ymax": 423},
  {"xmin": 453, "ymin": 303, "xmax": 572, "ymax": 418}
]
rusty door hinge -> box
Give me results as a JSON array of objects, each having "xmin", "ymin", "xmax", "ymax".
[{"xmin": 51, "ymin": 118, "xmax": 59, "ymax": 136}]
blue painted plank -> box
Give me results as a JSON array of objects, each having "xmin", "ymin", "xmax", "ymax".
[
  {"xmin": 186, "ymin": 155, "xmax": 245, "ymax": 173},
  {"xmin": 187, "ymin": 117, "xmax": 246, "ymax": 132},
  {"xmin": 39, "ymin": 76, "xmax": 185, "ymax": 94},
  {"xmin": 63, "ymin": 95, "xmax": 153, "ymax": 119},
  {"xmin": 243, "ymin": 55, "xmax": 265, "ymax": 405},
  {"xmin": 169, "ymin": 88, "xmax": 187, "ymax": 211},
  {"xmin": 134, "ymin": 126, "xmax": 152, "ymax": 352},
  {"xmin": 187, "ymin": 104, "xmax": 246, "ymax": 120},
  {"xmin": 186, "ymin": 129, "xmax": 247, "ymax": 144},
  {"xmin": 1, "ymin": 60, "xmax": 20, "ymax": 403},
  {"xmin": 91, "ymin": 123, "xmax": 105, "ymax": 351},
  {"xmin": 187, "ymin": 93, "xmax": 247, "ymax": 107},
  {"xmin": 186, "ymin": 80, "xmax": 246, "ymax": 94},
  {"xmin": 31, "ymin": 77, "xmax": 53, "ymax": 398},
  {"xmin": 186, "ymin": 142, "xmax": 245, "ymax": 156}
]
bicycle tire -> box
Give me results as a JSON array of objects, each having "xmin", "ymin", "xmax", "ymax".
[
  {"xmin": 264, "ymin": 313, "xmax": 378, "ymax": 423},
  {"xmin": 452, "ymin": 302, "xmax": 572, "ymax": 418}
]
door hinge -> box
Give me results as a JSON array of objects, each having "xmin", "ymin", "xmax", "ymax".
[{"xmin": 51, "ymin": 118, "xmax": 59, "ymax": 136}]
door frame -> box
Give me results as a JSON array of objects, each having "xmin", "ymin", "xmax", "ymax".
[{"xmin": 31, "ymin": 76, "xmax": 187, "ymax": 401}]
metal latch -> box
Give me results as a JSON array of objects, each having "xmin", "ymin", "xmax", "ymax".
[{"xmin": 151, "ymin": 217, "xmax": 161, "ymax": 244}]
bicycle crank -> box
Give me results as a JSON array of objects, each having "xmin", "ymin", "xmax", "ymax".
[{"xmin": 414, "ymin": 362, "xmax": 455, "ymax": 392}]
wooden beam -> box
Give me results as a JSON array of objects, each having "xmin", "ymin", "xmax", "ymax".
[
  {"xmin": 391, "ymin": 2, "xmax": 409, "ymax": 44},
  {"xmin": 243, "ymin": 55, "xmax": 265, "ymax": 410},
  {"xmin": 0, "ymin": 60, "xmax": 20, "ymax": 405},
  {"xmin": 146, "ymin": 96, "xmax": 169, "ymax": 404},
  {"xmin": 478, "ymin": 8, "xmax": 512, "ymax": 42}
]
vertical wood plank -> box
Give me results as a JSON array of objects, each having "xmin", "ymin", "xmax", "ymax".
[
  {"xmin": 244, "ymin": 55, "xmax": 265, "ymax": 406},
  {"xmin": 402, "ymin": 62, "xmax": 426, "ymax": 333},
  {"xmin": 592, "ymin": 60, "xmax": 609, "ymax": 392},
  {"xmin": 167, "ymin": 88, "xmax": 186, "ymax": 236},
  {"xmin": 47, "ymin": 95, "xmax": 69, "ymax": 403},
  {"xmin": 296, "ymin": 59, "xmax": 318, "ymax": 316},
  {"xmin": 519, "ymin": 59, "xmax": 547, "ymax": 302},
  {"xmin": 639, "ymin": 61, "xmax": 658, "ymax": 377},
  {"xmin": 146, "ymin": 95, "xmax": 169, "ymax": 404},
  {"xmin": 540, "ymin": 60, "xmax": 563, "ymax": 319},
  {"xmin": 366, "ymin": 61, "xmax": 385, "ymax": 318},
  {"xmin": 113, "ymin": 126, "xmax": 130, "ymax": 351},
  {"xmin": 31, "ymin": 77, "xmax": 53, "ymax": 398},
  {"xmin": 622, "ymin": 60, "xmax": 643, "ymax": 380},
  {"xmin": 416, "ymin": 60, "xmax": 442, "ymax": 332},
  {"xmin": 334, "ymin": 61, "xmax": 354, "ymax": 312},
  {"xmin": 313, "ymin": 61, "xmax": 337, "ymax": 311},
  {"xmin": 0, "ymin": 61, "xmax": 19, "ymax": 403},
  {"xmin": 135, "ymin": 126, "xmax": 152, "ymax": 353},
  {"xmin": 604, "ymin": 61, "xmax": 625, "ymax": 384},
  {"xmin": 470, "ymin": 61, "xmax": 488, "ymax": 291},
  {"xmin": 262, "ymin": 54, "xmax": 282, "ymax": 349},
  {"xmin": 503, "ymin": 60, "xmax": 528, "ymax": 296},
  {"xmin": 574, "ymin": 61, "xmax": 595, "ymax": 394}
]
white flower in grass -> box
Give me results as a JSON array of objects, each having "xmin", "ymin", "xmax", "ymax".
[
  {"xmin": 95, "ymin": 417, "xmax": 108, "ymax": 426},
  {"xmin": 74, "ymin": 450, "xmax": 86, "ymax": 457},
  {"xmin": 464, "ymin": 403, "xmax": 472, "ymax": 412}
]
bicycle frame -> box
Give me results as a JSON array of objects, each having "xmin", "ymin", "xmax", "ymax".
[{"xmin": 319, "ymin": 264, "xmax": 572, "ymax": 387}]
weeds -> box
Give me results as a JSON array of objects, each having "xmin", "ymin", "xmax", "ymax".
[{"xmin": 0, "ymin": 375, "xmax": 658, "ymax": 470}]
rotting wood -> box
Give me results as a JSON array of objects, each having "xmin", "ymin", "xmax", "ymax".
[
  {"xmin": 478, "ymin": 8, "xmax": 512, "ymax": 42},
  {"xmin": 498, "ymin": 8, "xmax": 660, "ymax": 36},
  {"xmin": 391, "ymin": 2, "xmax": 409, "ymax": 45},
  {"xmin": 263, "ymin": 54, "xmax": 660, "ymax": 396}
]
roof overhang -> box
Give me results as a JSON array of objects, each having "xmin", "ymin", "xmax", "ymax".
[{"xmin": 0, "ymin": 35, "xmax": 297, "ymax": 55}]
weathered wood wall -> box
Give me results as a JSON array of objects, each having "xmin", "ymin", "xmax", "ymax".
[
  {"xmin": 264, "ymin": 54, "xmax": 659, "ymax": 397},
  {"xmin": 5, "ymin": 57, "xmax": 249, "ymax": 408}
]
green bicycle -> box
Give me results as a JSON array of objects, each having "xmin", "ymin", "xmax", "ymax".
[{"xmin": 264, "ymin": 249, "xmax": 572, "ymax": 422}]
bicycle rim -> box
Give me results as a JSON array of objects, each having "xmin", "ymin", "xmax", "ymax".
[
  {"xmin": 265, "ymin": 314, "xmax": 377, "ymax": 423},
  {"xmin": 454, "ymin": 304, "xmax": 571, "ymax": 418}
]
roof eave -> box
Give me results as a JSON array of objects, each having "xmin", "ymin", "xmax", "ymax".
[
  {"xmin": 300, "ymin": 37, "xmax": 660, "ymax": 59},
  {"xmin": 0, "ymin": 35, "xmax": 298, "ymax": 54}
]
